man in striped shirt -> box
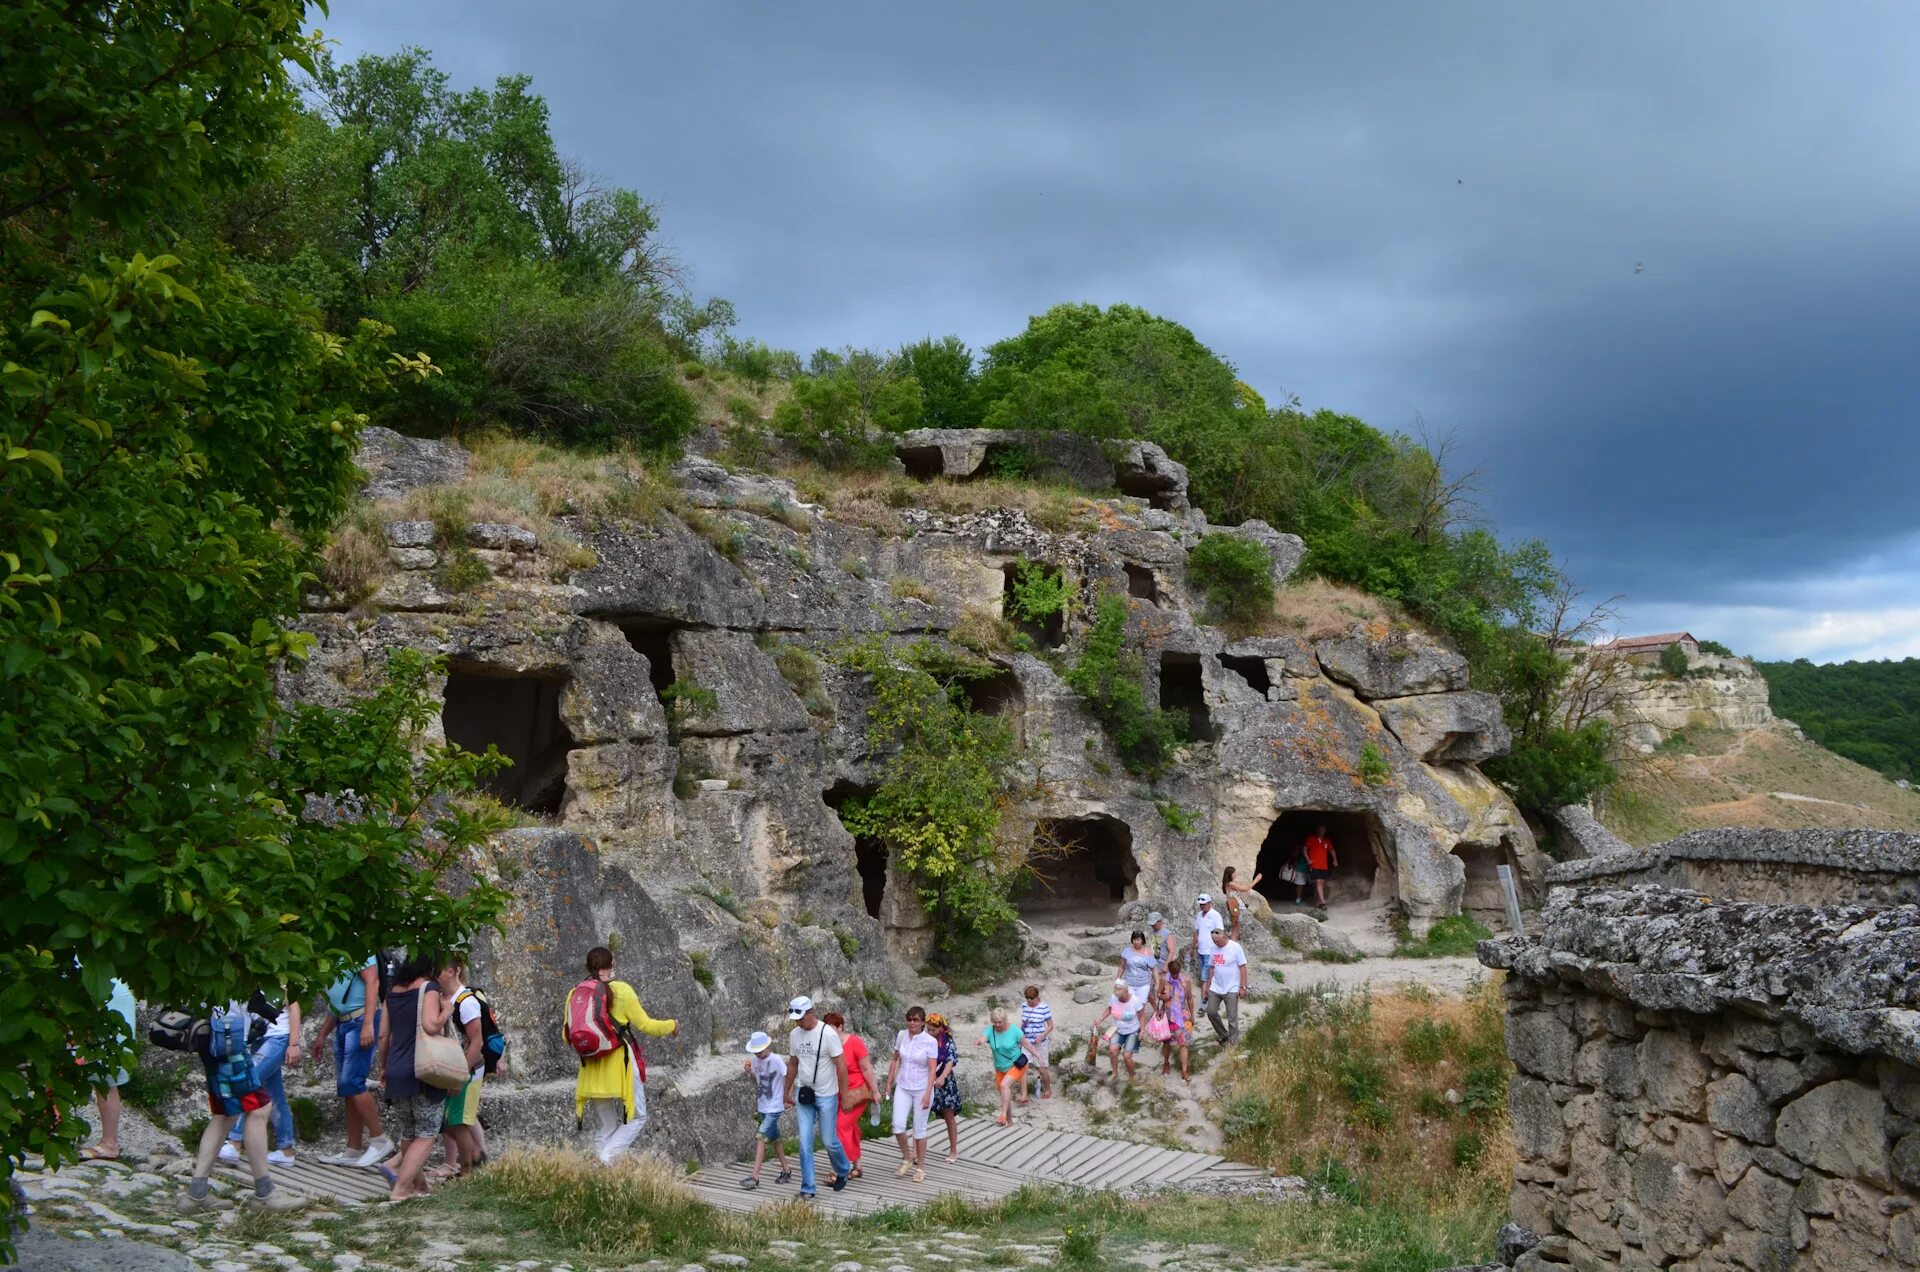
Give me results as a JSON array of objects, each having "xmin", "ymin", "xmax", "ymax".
[{"xmin": 1016, "ymin": 985, "xmax": 1054, "ymax": 1103}]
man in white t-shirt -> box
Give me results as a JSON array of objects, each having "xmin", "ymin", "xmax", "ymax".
[
  {"xmin": 1193, "ymin": 894, "xmax": 1224, "ymax": 970},
  {"xmin": 782, "ymin": 995, "xmax": 852, "ymax": 1199},
  {"xmin": 1202, "ymin": 928, "xmax": 1249, "ymax": 1044}
]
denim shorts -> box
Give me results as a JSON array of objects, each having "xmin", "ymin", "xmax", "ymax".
[
  {"xmin": 756, "ymin": 1111, "xmax": 783, "ymax": 1142},
  {"xmin": 1113, "ymin": 1029, "xmax": 1142, "ymax": 1055},
  {"xmin": 333, "ymin": 1009, "xmax": 381, "ymax": 1097}
]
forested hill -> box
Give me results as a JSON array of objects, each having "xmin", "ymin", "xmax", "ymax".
[{"xmin": 1756, "ymin": 658, "xmax": 1920, "ymax": 782}]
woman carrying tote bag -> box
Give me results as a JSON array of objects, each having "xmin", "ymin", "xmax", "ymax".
[{"xmin": 378, "ymin": 952, "xmax": 459, "ymax": 1201}]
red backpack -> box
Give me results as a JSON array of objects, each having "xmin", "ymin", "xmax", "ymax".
[{"xmin": 564, "ymin": 978, "xmax": 644, "ymax": 1077}]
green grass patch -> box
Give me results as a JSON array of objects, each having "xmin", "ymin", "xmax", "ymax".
[{"xmin": 1392, "ymin": 914, "xmax": 1493, "ymax": 958}]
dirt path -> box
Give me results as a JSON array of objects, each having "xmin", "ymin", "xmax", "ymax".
[{"xmin": 921, "ymin": 910, "xmax": 1484, "ymax": 1155}]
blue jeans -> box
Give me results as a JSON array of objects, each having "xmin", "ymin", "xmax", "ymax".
[
  {"xmin": 794, "ymin": 1093, "xmax": 850, "ymax": 1195},
  {"xmin": 333, "ymin": 1009, "xmax": 381, "ymax": 1096},
  {"xmin": 229, "ymin": 1033, "xmax": 292, "ymax": 1149}
]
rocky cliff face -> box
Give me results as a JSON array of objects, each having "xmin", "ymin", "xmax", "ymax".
[
  {"xmin": 287, "ymin": 427, "xmax": 1543, "ymax": 1154},
  {"xmin": 1595, "ymin": 652, "xmax": 1775, "ymax": 752}
]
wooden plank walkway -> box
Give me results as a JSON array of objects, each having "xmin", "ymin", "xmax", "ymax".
[
  {"xmin": 683, "ymin": 1116, "xmax": 1270, "ymax": 1218},
  {"xmin": 213, "ymin": 1156, "xmax": 390, "ymax": 1205}
]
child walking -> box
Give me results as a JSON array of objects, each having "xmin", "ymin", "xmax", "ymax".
[{"xmin": 741, "ymin": 1032, "xmax": 792, "ymax": 1189}]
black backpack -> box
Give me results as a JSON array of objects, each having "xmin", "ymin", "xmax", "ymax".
[
  {"xmin": 457, "ymin": 987, "xmax": 508, "ymax": 1075},
  {"xmin": 245, "ymin": 989, "xmax": 283, "ymax": 1048},
  {"xmin": 147, "ymin": 1009, "xmax": 209, "ymax": 1054}
]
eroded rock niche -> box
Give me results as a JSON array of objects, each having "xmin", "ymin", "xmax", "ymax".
[
  {"xmin": 440, "ymin": 665, "xmax": 573, "ymax": 814},
  {"xmin": 1480, "ymin": 832, "xmax": 1920, "ymax": 1271},
  {"xmin": 1026, "ymin": 815, "xmax": 1140, "ymax": 918}
]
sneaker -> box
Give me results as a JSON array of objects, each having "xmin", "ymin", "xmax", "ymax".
[
  {"xmin": 267, "ymin": 1150, "xmax": 297, "ymax": 1166},
  {"xmin": 352, "ymin": 1137, "xmax": 394, "ymax": 1169},
  {"xmin": 829, "ymin": 1173, "xmax": 848, "ymax": 1192},
  {"xmin": 216, "ymin": 1142, "xmax": 239, "ymax": 1164},
  {"xmin": 317, "ymin": 1149, "xmax": 354, "ymax": 1166}
]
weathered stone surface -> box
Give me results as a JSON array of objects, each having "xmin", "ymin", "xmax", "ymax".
[
  {"xmin": 10, "ymin": 1229, "xmax": 190, "ymax": 1271},
  {"xmin": 467, "ymin": 521, "xmax": 538, "ymax": 551},
  {"xmin": 1313, "ymin": 624, "xmax": 1469, "ymax": 699},
  {"xmin": 1777, "ymin": 1080, "xmax": 1891, "ymax": 1185},
  {"xmin": 1707, "ymin": 1072, "xmax": 1775, "ymax": 1144},
  {"xmin": 1480, "ymin": 890, "xmax": 1920, "ymax": 1065},
  {"xmin": 1200, "ymin": 519, "xmax": 1302, "ymax": 588},
  {"xmin": 1508, "ymin": 1012, "xmax": 1578, "ymax": 1083},
  {"xmin": 1511, "ymin": 1076, "xmax": 1569, "ymax": 1167},
  {"xmin": 384, "ymin": 518, "xmax": 437, "ymax": 548},
  {"xmin": 356, "ymin": 425, "xmax": 468, "ymax": 499},
  {"xmin": 1545, "ymin": 827, "xmax": 1920, "ymax": 907},
  {"xmin": 1373, "ymin": 690, "xmax": 1510, "ymax": 764},
  {"xmin": 1544, "ymin": 802, "xmax": 1635, "ymax": 860}
]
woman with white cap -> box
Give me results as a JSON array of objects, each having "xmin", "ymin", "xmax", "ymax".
[{"xmin": 739, "ymin": 1031, "xmax": 792, "ymax": 1189}]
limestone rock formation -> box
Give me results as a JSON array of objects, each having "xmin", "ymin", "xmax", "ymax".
[
  {"xmin": 284, "ymin": 427, "xmax": 1550, "ymax": 1158},
  {"xmin": 1545, "ymin": 827, "xmax": 1920, "ymax": 907},
  {"xmin": 1579, "ymin": 648, "xmax": 1776, "ymax": 752}
]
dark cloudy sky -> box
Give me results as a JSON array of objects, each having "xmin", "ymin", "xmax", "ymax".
[{"xmin": 317, "ymin": 2, "xmax": 1920, "ymax": 663}]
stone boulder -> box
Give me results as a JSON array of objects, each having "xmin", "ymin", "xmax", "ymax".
[
  {"xmin": 1373, "ymin": 690, "xmax": 1510, "ymax": 764},
  {"xmin": 355, "ymin": 425, "xmax": 468, "ymax": 499},
  {"xmin": 1543, "ymin": 802, "xmax": 1634, "ymax": 859},
  {"xmin": 1546, "ymin": 827, "xmax": 1920, "ymax": 908},
  {"xmin": 1205, "ymin": 519, "xmax": 1304, "ymax": 589},
  {"xmin": 1266, "ymin": 911, "xmax": 1362, "ymax": 960},
  {"xmin": 1314, "ymin": 624, "xmax": 1469, "ymax": 699}
]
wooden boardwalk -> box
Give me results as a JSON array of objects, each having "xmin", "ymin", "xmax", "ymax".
[
  {"xmin": 683, "ymin": 1116, "xmax": 1270, "ymax": 1218},
  {"xmin": 213, "ymin": 1156, "xmax": 390, "ymax": 1206}
]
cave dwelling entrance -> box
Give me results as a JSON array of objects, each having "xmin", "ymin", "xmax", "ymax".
[
  {"xmin": 1021, "ymin": 815, "xmax": 1140, "ymax": 922},
  {"xmin": 440, "ymin": 665, "xmax": 574, "ymax": 816},
  {"xmin": 1253, "ymin": 809, "xmax": 1392, "ymax": 906}
]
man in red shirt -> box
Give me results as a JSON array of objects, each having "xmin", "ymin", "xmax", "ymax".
[{"xmin": 1303, "ymin": 825, "xmax": 1338, "ymax": 908}]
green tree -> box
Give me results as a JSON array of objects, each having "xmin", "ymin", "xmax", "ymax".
[
  {"xmin": 0, "ymin": 3, "xmax": 511, "ymax": 1237},
  {"xmin": 1659, "ymin": 643, "xmax": 1691, "ymax": 678},
  {"xmin": 213, "ymin": 45, "xmax": 703, "ymax": 449},
  {"xmin": 1186, "ymin": 534, "xmax": 1274, "ymax": 625},
  {"xmin": 1065, "ymin": 594, "xmax": 1186, "ymax": 777},
  {"xmin": 838, "ymin": 640, "xmax": 1020, "ymax": 966},
  {"xmin": 897, "ymin": 335, "xmax": 982, "ymax": 429}
]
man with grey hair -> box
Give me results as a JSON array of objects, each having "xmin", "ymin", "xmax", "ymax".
[{"xmin": 1203, "ymin": 927, "xmax": 1249, "ymax": 1044}]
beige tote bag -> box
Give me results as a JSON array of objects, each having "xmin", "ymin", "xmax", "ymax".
[{"xmin": 411, "ymin": 984, "xmax": 471, "ymax": 1091}]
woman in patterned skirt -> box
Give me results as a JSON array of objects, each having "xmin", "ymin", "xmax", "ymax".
[{"xmin": 926, "ymin": 1012, "xmax": 963, "ymax": 1164}]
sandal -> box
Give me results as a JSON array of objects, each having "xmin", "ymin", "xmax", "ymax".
[
  {"xmin": 912, "ymin": 1166, "xmax": 926, "ymax": 1184},
  {"xmin": 994, "ymin": 1114, "xmax": 1008, "ymax": 1126},
  {"xmin": 775, "ymin": 1169, "xmax": 792, "ymax": 1184},
  {"xmin": 896, "ymin": 1160, "xmax": 914, "ymax": 1177},
  {"xmin": 78, "ymin": 1147, "xmax": 120, "ymax": 1162}
]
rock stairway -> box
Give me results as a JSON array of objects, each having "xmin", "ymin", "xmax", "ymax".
[{"xmin": 682, "ymin": 1115, "xmax": 1269, "ymax": 1218}]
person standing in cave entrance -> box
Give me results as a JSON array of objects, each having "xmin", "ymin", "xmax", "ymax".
[
  {"xmin": 1304, "ymin": 824, "xmax": 1338, "ymax": 909},
  {"xmin": 1221, "ymin": 866, "xmax": 1262, "ymax": 941}
]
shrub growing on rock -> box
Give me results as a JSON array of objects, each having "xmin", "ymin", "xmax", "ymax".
[
  {"xmin": 1064, "ymin": 594, "xmax": 1185, "ymax": 777},
  {"xmin": 1187, "ymin": 533, "xmax": 1275, "ymax": 625}
]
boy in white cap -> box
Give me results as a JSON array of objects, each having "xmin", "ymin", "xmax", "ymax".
[
  {"xmin": 740, "ymin": 1032, "xmax": 792, "ymax": 1189},
  {"xmin": 1193, "ymin": 894, "xmax": 1224, "ymax": 972}
]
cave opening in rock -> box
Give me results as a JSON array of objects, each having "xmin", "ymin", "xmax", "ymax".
[
  {"xmin": 959, "ymin": 666, "xmax": 1023, "ymax": 718},
  {"xmin": 1022, "ymin": 816, "xmax": 1139, "ymax": 918},
  {"xmin": 441, "ymin": 666, "xmax": 573, "ymax": 816},
  {"xmin": 1001, "ymin": 561, "xmax": 1066, "ymax": 647},
  {"xmin": 1116, "ymin": 469, "xmax": 1181, "ymax": 512},
  {"xmin": 1220, "ymin": 653, "xmax": 1271, "ymax": 697},
  {"xmin": 1124, "ymin": 563, "xmax": 1160, "ymax": 604},
  {"xmin": 825, "ymin": 781, "xmax": 887, "ymax": 920},
  {"xmin": 1453, "ymin": 836, "xmax": 1520, "ymax": 928},
  {"xmin": 617, "ymin": 622, "xmax": 678, "ymax": 698},
  {"xmin": 1253, "ymin": 810, "xmax": 1389, "ymax": 906},
  {"xmin": 1158, "ymin": 651, "xmax": 1218, "ymax": 743},
  {"xmin": 897, "ymin": 446, "xmax": 946, "ymax": 480}
]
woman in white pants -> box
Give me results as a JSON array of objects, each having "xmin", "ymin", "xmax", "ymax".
[{"xmin": 885, "ymin": 1005, "xmax": 940, "ymax": 1184}]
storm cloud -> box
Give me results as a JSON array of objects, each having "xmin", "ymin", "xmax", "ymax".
[{"xmin": 316, "ymin": 1, "xmax": 1920, "ymax": 661}]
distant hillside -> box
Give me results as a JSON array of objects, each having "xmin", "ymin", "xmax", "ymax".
[
  {"xmin": 1755, "ymin": 657, "xmax": 1920, "ymax": 782},
  {"xmin": 1595, "ymin": 722, "xmax": 1920, "ymax": 847}
]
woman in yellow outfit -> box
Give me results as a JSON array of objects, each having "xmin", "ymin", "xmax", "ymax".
[{"xmin": 572, "ymin": 946, "xmax": 677, "ymax": 1163}]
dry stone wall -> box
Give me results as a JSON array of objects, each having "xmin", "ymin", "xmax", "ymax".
[{"xmin": 1481, "ymin": 887, "xmax": 1920, "ymax": 1270}]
